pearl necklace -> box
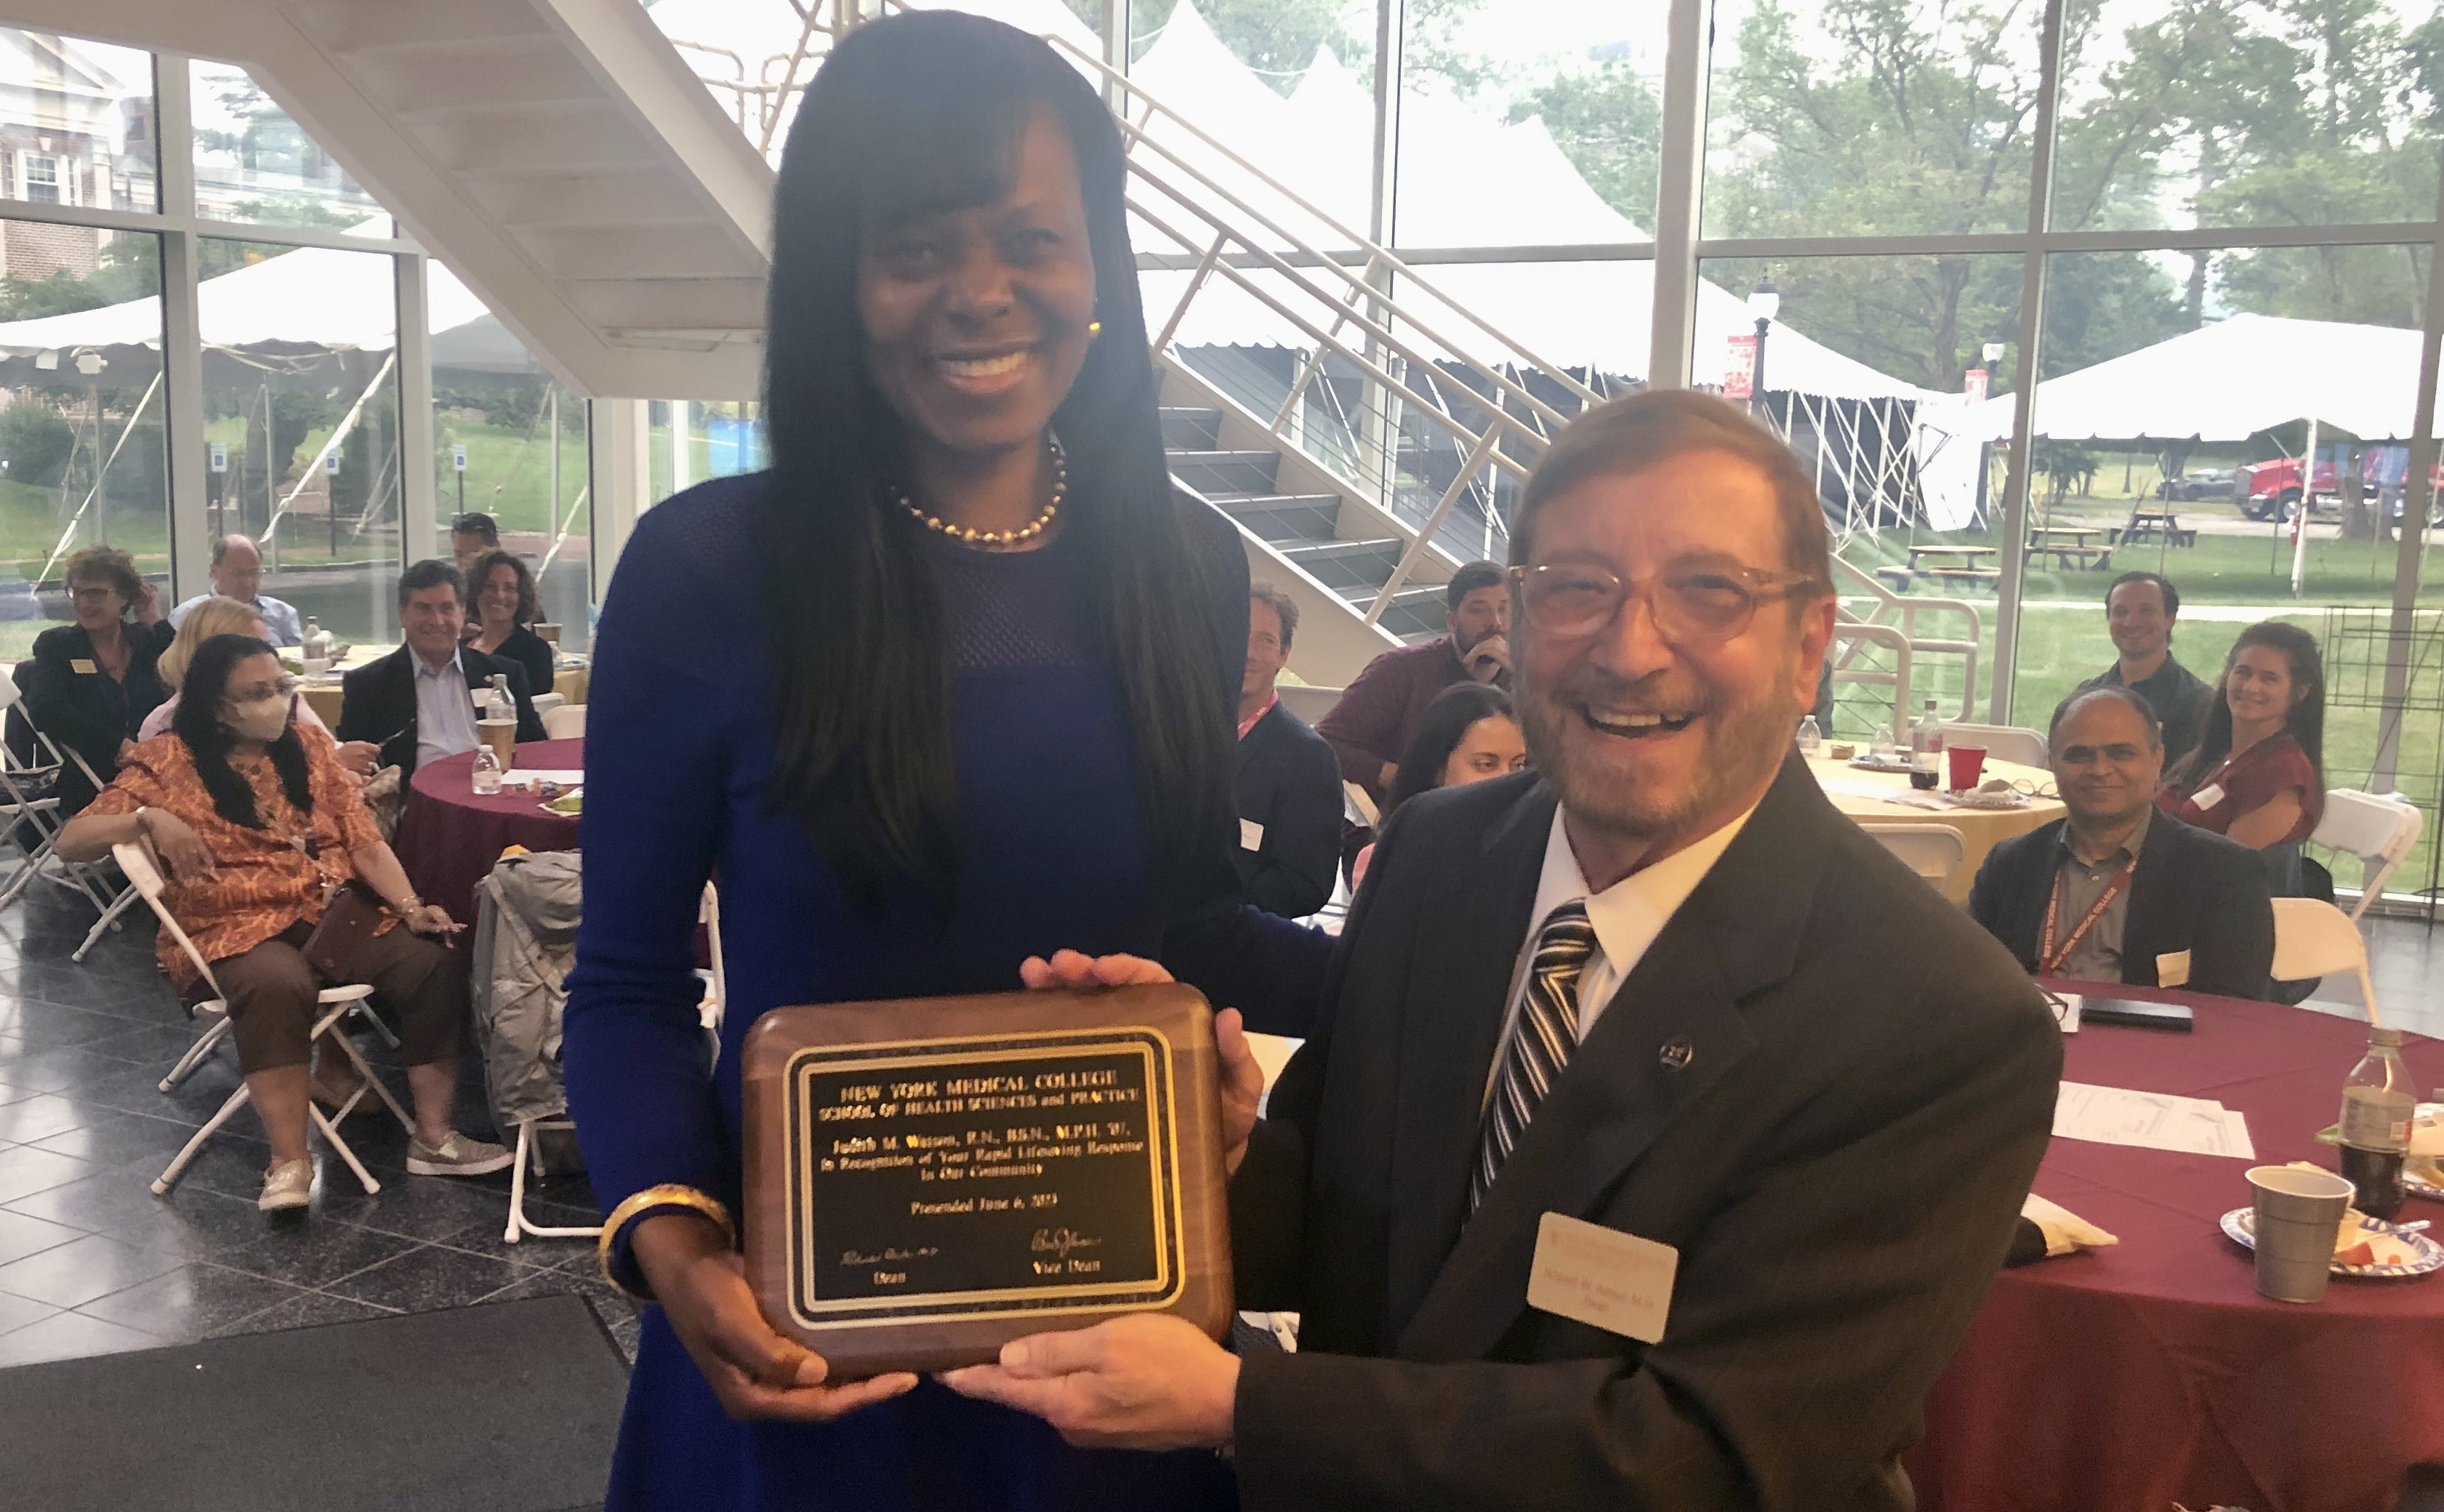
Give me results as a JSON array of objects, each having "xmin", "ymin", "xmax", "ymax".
[{"xmin": 897, "ymin": 435, "xmax": 1065, "ymax": 550}]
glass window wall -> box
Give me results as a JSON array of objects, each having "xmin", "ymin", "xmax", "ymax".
[
  {"xmin": 190, "ymin": 61, "xmax": 385, "ymax": 230},
  {"xmin": 0, "ymin": 28, "xmax": 155, "ymax": 217},
  {"xmin": 200, "ymin": 238, "xmax": 401, "ymax": 645},
  {"xmin": 0, "ymin": 216, "xmax": 164, "ymax": 648}
]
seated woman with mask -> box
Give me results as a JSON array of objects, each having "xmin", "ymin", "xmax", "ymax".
[
  {"xmin": 137, "ymin": 596, "xmax": 377, "ymax": 776},
  {"xmin": 57, "ymin": 635, "xmax": 510, "ymax": 1213}
]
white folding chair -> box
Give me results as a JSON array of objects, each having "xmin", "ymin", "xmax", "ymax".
[
  {"xmin": 115, "ymin": 841, "xmax": 417, "ymax": 1197},
  {"xmin": 540, "ymin": 701, "xmax": 587, "ymax": 739},
  {"xmin": 2310, "ymin": 789, "xmax": 2422, "ymax": 922},
  {"xmin": 1860, "ymin": 822, "xmax": 1968, "ymax": 894},
  {"xmin": 0, "ymin": 676, "xmax": 121, "ymax": 917},
  {"xmin": 502, "ymin": 880, "xmax": 723, "ymax": 1245},
  {"xmin": 1939, "ymin": 721, "xmax": 2050, "ymax": 771},
  {"xmin": 2270, "ymin": 896, "xmax": 2383, "ymax": 1025}
]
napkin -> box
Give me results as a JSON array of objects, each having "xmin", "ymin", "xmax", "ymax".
[{"xmin": 2011, "ymin": 1194, "xmax": 2119, "ymax": 1262}]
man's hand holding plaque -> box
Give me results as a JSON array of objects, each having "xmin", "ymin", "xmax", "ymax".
[{"xmin": 1018, "ymin": 951, "xmax": 1266, "ymax": 1174}]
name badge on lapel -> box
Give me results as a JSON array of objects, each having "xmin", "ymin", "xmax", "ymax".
[
  {"xmin": 1526, "ymin": 1211, "xmax": 1677, "ymax": 1344},
  {"xmin": 69, "ymin": 659, "xmax": 96, "ymax": 675},
  {"xmin": 1239, "ymin": 818, "xmax": 1264, "ymax": 852}
]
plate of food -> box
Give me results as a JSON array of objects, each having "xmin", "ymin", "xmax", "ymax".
[
  {"xmin": 2220, "ymin": 1207, "xmax": 2444, "ymax": 1277},
  {"xmin": 1849, "ymin": 753, "xmax": 1918, "ymax": 774},
  {"xmin": 542, "ymin": 787, "xmax": 582, "ymax": 817}
]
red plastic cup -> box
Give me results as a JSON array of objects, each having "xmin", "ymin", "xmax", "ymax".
[{"xmin": 1947, "ymin": 744, "xmax": 1987, "ymax": 790}]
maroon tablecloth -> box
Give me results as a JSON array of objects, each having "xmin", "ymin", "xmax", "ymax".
[
  {"xmin": 1908, "ymin": 983, "xmax": 2444, "ymax": 1512},
  {"xmin": 390, "ymin": 737, "xmax": 583, "ymax": 929}
]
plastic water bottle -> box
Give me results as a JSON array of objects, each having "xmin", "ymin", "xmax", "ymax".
[
  {"xmin": 2339, "ymin": 1026, "xmax": 2415, "ymax": 1219},
  {"xmin": 483, "ymin": 673, "xmax": 514, "ymax": 725},
  {"xmin": 1796, "ymin": 714, "xmax": 1822, "ymax": 755},
  {"xmin": 300, "ymin": 616, "xmax": 332, "ymax": 676},
  {"xmin": 470, "ymin": 742, "xmax": 503, "ymax": 796},
  {"xmin": 1910, "ymin": 699, "xmax": 1945, "ymax": 771}
]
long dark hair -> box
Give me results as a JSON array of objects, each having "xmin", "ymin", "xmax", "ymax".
[
  {"xmin": 1389, "ymin": 683, "xmax": 1517, "ymax": 811},
  {"xmin": 173, "ymin": 634, "xmax": 312, "ymax": 831},
  {"xmin": 759, "ymin": 12, "xmax": 1230, "ymax": 906},
  {"xmin": 2168, "ymin": 620, "xmax": 2326, "ymax": 800}
]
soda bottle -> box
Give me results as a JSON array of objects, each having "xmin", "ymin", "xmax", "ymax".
[{"xmin": 2339, "ymin": 1026, "xmax": 2414, "ymax": 1219}]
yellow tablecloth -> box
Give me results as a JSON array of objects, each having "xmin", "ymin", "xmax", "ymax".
[
  {"xmin": 1809, "ymin": 754, "xmax": 2063, "ymax": 904},
  {"xmin": 294, "ymin": 643, "xmax": 589, "ymax": 729}
]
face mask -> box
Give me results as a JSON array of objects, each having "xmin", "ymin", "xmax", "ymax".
[{"xmin": 225, "ymin": 694, "xmax": 291, "ymax": 744}]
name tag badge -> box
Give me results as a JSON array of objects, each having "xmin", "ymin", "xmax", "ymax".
[
  {"xmin": 1526, "ymin": 1211, "xmax": 1677, "ymax": 1345},
  {"xmin": 1239, "ymin": 818, "xmax": 1264, "ymax": 852},
  {"xmin": 68, "ymin": 659, "xmax": 96, "ymax": 675},
  {"xmin": 2191, "ymin": 783, "xmax": 2227, "ymax": 811},
  {"xmin": 2155, "ymin": 949, "xmax": 2192, "ymax": 988}
]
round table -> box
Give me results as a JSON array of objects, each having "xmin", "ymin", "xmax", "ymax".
[
  {"xmin": 1907, "ymin": 985, "xmax": 2444, "ymax": 1511},
  {"xmin": 390, "ymin": 737, "xmax": 584, "ymax": 928},
  {"xmin": 1808, "ymin": 754, "xmax": 2062, "ymax": 903}
]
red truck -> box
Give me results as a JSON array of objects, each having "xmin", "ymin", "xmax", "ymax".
[{"xmin": 2235, "ymin": 446, "xmax": 2444, "ymax": 526}]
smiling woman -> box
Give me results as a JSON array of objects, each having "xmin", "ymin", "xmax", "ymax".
[{"xmin": 560, "ymin": 12, "xmax": 1329, "ymax": 1512}]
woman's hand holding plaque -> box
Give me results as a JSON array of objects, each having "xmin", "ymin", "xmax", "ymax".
[{"xmin": 632, "ymin": 1213, "xmax": 920, "ymax": 1421}]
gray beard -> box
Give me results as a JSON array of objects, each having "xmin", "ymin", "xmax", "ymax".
[{"xmin": 1520, "ymin": 649, "xmax": 1798, "ymax": 844}]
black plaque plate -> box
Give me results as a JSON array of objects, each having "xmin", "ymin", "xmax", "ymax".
[{"xmin": 743, "ymin": 986, "xmax": 1231, "ymax": 1375}]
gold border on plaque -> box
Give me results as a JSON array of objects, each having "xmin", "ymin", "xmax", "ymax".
[{"xmin": 781, "ymin": 1026, "xmax": 1186, "ymax": 1332}]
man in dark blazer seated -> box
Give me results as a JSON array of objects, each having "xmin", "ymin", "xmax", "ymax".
[
  {"xmin": 337, "ymin": 559, "xmax": 544, "ymax": 777},
  {"xmin": 1970, "ymin": 685, "xmax": 2274, "ymax": 1000},
  {"xmin": 949, "ymin": 391, "xmax": 2062, "ymax": 1510},
  {"xmin": 1234, "ymin": 582, "xmax": 1344, "ymax": 918}
]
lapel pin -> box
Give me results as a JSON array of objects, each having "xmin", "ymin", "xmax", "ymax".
[{"xmin": 1658, "ymin": 1037, "xmax": 1695, "ymax": 1071}]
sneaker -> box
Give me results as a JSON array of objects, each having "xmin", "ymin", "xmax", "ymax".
[
  {"xmin": 406, "ymin": 1132, "xmax": 514, "ymax": 1178},
  {"xmin": 258, "ymin": 1157, "xmax": 313, "ymax": 1213}
]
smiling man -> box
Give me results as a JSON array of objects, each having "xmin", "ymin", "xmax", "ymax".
[
  {"xmin": 947, "ymin": 391, "xmax": 2061, "ymax": 1511},
  {"xmin": 2060, "ymin": 571, "xmax": 2210, "ymax": 766},
  {"xmin": 1970, "ymin": 685, "xmax": 2272, "ymax": 1000}
]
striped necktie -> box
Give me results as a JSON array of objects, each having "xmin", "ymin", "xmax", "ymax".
[{"xmin": 1471, "ymin": 901, "xmax": 1599, "ymax": 1210}]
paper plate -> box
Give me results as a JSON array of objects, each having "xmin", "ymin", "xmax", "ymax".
[{"xmin": 2220, "ymin": 1207, "xmax": 2444, "ymax": 1278}]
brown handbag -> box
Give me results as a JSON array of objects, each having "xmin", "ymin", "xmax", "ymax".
[{"xmin": 300, "ymin": 879, "xmax": 403, "ymax": 984}]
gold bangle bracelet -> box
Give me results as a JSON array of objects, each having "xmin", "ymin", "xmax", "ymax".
[{"xmin": 598, "ymin": 1183, "xmax": 735, "ymax": 1302}]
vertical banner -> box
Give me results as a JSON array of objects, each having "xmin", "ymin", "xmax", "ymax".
[
  {"xmin": 1963, "ymin": 368, "xmax": 1989, "ymax": 402},
  {"xmin": 1724, "ymin": 334, "xmax": 1756, "ymax": 400}
]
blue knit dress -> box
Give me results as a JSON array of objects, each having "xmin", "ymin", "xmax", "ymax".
[{"xmin": 563, "ymin": 474, "xmax": 1325, "ymax": 1511}]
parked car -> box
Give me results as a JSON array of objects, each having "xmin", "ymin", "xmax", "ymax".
[{"xmin": 2157, "ymin": 469, "xmax": 2235, "ymax": 502}]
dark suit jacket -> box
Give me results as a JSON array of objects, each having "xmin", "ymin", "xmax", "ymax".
[
  {"xmin": 1227, "ymin": 755, "xmax": 2061, "ymax": 1511},
  {"xmin": 1234, "ymin": 701, "xmax": 1343, "ymax": 918},
  {"xmin": 1967, "ymin": 811, "xmax": 2274, "ymax": 1000},
  {"xmin": 335, "ymin": 643, "xmax": 545, "ymax": 776},
  {"xmin": 19, "ymin": 619, "xmax": 173, "ymax": 815}
]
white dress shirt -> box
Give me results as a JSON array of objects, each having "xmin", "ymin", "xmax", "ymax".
[
  {"xmin": 414, "ymin": 650, "xmax": 480, "ymax": 768},
  {"xmin": 1484, "ymin": 802, "xmax": 1758, "ymax": 1103}
]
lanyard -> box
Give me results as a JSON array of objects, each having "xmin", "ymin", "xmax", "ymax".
[{"xmin": 2040, "ymin": 853, "xmax": 2139, "ymax": 976}]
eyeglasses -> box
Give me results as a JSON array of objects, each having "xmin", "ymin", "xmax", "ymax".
[
  {"xmin": 230, "ymin": 677, "xmax": 300, "ymax": 701},
  {"xmin": 1510, "ymin": 561, "xmax": 1826, "ymax": 643}
]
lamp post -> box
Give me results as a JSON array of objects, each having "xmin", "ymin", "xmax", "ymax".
[{"xmin": 1746, "ymin": 278, "xmax": 1780, "ymax": 421}]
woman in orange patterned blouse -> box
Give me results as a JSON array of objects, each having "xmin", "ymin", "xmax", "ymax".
[{"xmin": 60, "ymin": 635, "xmax": 510, "ymax": 1213}]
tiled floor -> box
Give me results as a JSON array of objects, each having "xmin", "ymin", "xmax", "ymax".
[{"xmin": 0, "ymin": 878, "xmax": 634, "ymax": 1370}]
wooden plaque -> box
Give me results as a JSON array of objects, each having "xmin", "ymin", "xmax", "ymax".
[{"xmin": 741, "ymin": 984, "xmax": 1233, "ymax": 1377}]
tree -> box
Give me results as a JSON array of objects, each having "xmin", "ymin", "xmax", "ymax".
[{"xmin": 1511, "ymin": 57, "xmax": 1661, "ymax": 232}]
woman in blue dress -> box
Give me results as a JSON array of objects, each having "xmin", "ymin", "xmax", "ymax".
[{"xmin": 562, "ymin": 13, "xmax": 1329, "ymax": 1510}]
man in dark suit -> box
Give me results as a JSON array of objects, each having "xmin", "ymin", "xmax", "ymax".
[
  {"xmin": 1234, "ymin": 582, "xmax": 1343, "ymax": 918},
  {"xmin": 1971, "ymin": 685, "xmax": 2273, "ymax": 1000},
  {"xmin": 337, "ymin": 559, "xmax": 544, "ymax": 776},
  {"xmin": 949, "ymin": 391, "xmax": 2061, "ymax": 1509}
]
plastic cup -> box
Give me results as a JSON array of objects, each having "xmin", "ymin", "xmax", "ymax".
[
  {"xmin": 478, "ymin": 717, "xmax": 517, "ymax": 769},
  {"xmin": 2246, "ymin": 1165, "xmax": 2353, "ymax": 1303},
  {"xmin": 1947, "ymin": 744, "xmax": 1987, "ymax": 790}
]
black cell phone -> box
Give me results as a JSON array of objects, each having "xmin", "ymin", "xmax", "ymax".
[{"xmin": 2078, "ymin": 997, "xmax": 2195, "ymax": 1032}]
